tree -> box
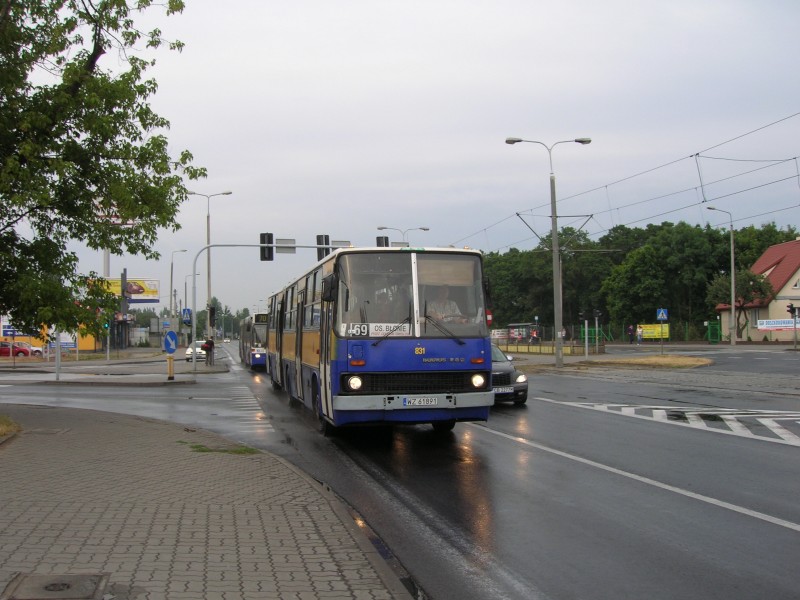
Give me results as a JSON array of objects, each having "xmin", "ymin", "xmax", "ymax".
[
  {"xmin": 483, "ymin": 247, "xmax": 548, "ymax": 326},
  {"xmin": 601, "ymin": 244, "xmax": 668, "ymax": 325},
  {"xmin": 706, "ymin": 270, "xmax": 773, "ymax": 339},
  {"xmin": 732, "ymin": 223, "xmax": 798, "ymax": 269},
  {"xmin": 130, "ymin": 307, "xmax": 157, "ymax": 328},
  {"xmin": 0, "ymin": 0, "xmax": 204, "ymax": 339}
]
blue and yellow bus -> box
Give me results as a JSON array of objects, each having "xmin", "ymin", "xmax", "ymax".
[
  {"xmin": 239, "ymin": 313, "xmax": 268, "ymax": 370},
  {"xmin": 265, "ymin": 247, "xmax": 494, "ymax": 434}
]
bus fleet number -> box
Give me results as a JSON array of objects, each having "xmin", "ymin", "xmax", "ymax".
[{"xmin": 347, "ymin": 324, "xmax": 369, "ymax": 336}]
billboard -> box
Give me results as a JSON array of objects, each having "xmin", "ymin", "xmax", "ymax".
[
  {"xmin": 106, "ymin": 278, "xmax": 160, "ymax": 304},
  {"xmin": 757, "ymin": 319, "xmax": 798, "ymax": 330}
]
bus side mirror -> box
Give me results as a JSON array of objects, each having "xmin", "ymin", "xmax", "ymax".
[{"xmin": 321, "ymin": 273, "xmax": 338, "ymax": 302}]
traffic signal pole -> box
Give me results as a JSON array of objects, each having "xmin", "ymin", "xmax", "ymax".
[{"xmin": 189, "ymin": 241, "xmax": 333, "ymax": 374}]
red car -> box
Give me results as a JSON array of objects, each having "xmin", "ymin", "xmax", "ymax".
[{"xmin": 0, "ymin": 341, "xmax": 31, "ymax": 357}]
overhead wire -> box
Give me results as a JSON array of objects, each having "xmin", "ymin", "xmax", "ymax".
[{"xmin": 453, "ymin": 111, "xmax": 800, "ymax": 251}]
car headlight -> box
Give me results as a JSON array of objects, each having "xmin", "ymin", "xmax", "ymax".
[
  {"xmin": 515, "ymin": 373, "xmax": 528, "ymax": 383},
  {"xmin": 347, "ymin": 376, "xmax": 363, "ymax": 391},
  {"xmin": 471, "ymin": 374, "xmax": 486, "ymax": 388}
]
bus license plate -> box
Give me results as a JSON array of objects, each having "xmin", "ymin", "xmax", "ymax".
[
  {"xmin": 494, "ymin": 386, "xmax": 513, "ymax": 393},
  {"xmin": 403, "ymin": 397, "xmax": 438, "ymax": 406}
]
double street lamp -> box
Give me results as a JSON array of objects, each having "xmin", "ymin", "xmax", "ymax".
[
  {"xmin": 377, "ymin": 226, "xmax": 430, "ymax": 245},
  {"xmin": 707, "ymin": 206, "xmax": 736, "ymax": 346},
  {"xmin": 505, "ymin": 136, "xmax": 592, "ymax": 367},
  {"xmin": 188, "ymin": 190, "xmax": 232, "ymax": 338}
]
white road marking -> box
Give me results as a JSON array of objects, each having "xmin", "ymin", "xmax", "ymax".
[
  {"xmin": 468, "ymin": 423, "xmax": 800, "ymax": 534},
  {"xmin": 758, "ymin": 418, "xmax": 800, "ymax": 445},
  {"xmin": 534, "ymin": 397, "xmax": 800, "ymax": 447}
]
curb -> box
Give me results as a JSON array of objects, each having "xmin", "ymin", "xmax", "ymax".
[{"xmin": 277, "ymin": 457, "xmax": 416, "ymax": 600}]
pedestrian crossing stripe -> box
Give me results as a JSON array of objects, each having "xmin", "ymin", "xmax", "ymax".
[{"xmin": 533, "ymin": 398, "xmax": 800, "ymax": 446}]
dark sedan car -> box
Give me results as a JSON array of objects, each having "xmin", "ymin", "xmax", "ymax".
[{"xmin": 491, "ymin": 344, "xmax": 528, "ymax": 405}]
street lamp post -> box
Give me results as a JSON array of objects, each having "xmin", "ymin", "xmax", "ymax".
[
  {"xmin": 188, "ymin": 190, "xmax": 232, "ymax": 338},
  {"xmin": 377, "ymin": 226, "xmax": 430, "ymax": 245},
  {"xmin": 505, "ymin": 136, "xmax": 592, "ymax": 367},
  {"xmin": 707, "ymin": 206, "xmax": 736, "ymax": 346},
  {"xmin": 169, "ymin": 249, "xmax": 187, "ymax": 318},
  {"xmin": 184, "ymin": 272, "xmax": 200, "ymax": 342}
]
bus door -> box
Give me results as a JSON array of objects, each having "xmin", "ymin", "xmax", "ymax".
[
  {"xmin": 319, "ymin": 300, "xmax": 333, "ymax": 419},
  {"xmin": 273, "ymin": 298, "xmax": 285, "ymax": 388},
  {"xmin": 295, "ymin": 289, "xmax": 306, "ymax": 402}
]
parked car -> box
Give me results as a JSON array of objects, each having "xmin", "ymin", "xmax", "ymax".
[
  {"xmin": 490, "ymin": 344, "xmax": 528, "ymax": 405},
  {"xmin": 185, "ymin": 340, "xmax": 207, "ymax": 362},
  {"xmin": 0, "ymin": 341, "xmax": 31, "ymax": 357},
  {"xmin": 13, "ymin": 341, "xmax": 43, "ymax": 356}
]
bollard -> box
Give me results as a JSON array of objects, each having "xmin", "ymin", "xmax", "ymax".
[{"xmin": 167, "ymin": 355, "xmax": 174, "ymax": 381}]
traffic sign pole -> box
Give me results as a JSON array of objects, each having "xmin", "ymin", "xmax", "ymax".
[
  {"xmin": 164, "ymin": 330, "xmax": 178, "ymax": 381},
  {"xmin": 656, "ymin": 308, "xmax": 669, "ymax": 356}
]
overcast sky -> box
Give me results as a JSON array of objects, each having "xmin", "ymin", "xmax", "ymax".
[{"xmin": 76, "ymin": 0, "xmax": 800, "ymax": 317}]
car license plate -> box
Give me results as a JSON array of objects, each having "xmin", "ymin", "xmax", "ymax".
[
  {"xmin": 494, "ymin": 386, "xmax": 513, "ymax": 393},
  {"xmin": 403, "ymin": 397, "xmax": 438, "ymax": 406}
]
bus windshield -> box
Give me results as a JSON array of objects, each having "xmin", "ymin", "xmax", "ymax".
[
  {"xmin": 252, "ymin": 324, "xmax": 267, "ymax": 348},
  {"xmin": 335, "ymin": 251, "xmax": 488, "ymax": 338}
]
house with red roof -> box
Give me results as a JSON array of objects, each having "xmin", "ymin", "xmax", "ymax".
[{"xmin": 723, "ymin": 238, "xmax": 800, "ymax": 342}]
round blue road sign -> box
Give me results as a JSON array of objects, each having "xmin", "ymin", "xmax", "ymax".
[{"xmin": 164, "ymin": 330, "xmax": 178, "ymax": 354}]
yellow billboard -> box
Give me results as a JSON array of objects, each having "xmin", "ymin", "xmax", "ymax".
[
  {"xmin": 641, "ymin": 323, "xmax": 669, "ymax": 339},
  {"xmin": 106, "ymin": 278, "xmax": 160, "ymax": 304}
]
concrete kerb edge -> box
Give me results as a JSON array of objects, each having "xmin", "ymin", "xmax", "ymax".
[
  {"xmin": 275, "ymin": 456, "xmax": 416, "ymax": 600},
  {"xmin": 36, "ymin": 378, "xmax": 199, "ymax": 387}
]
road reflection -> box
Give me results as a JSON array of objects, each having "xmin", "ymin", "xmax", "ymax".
[{"xmin": 336, "ymin": 424, "xmax": 496, "ymax": 552}]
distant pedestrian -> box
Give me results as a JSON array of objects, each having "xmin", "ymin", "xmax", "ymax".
[
  {"xmin": 637, "ymin": 325, "xmax": 643, "ymax": 345},
  {"xmin": 627, "ymin": 325, "xmax": 634, "ymax": 344},
  {"xmin": 204, "ymin": 337, "xmax": 214, "ymax": 365}
]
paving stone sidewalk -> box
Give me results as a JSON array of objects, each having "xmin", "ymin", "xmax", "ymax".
[{"xmin": 0, "ymin": 404, "xmax": 411, "ymax": 600}]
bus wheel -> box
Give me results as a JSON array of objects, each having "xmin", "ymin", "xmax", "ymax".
[
  {"xmin": 432, "ymin": 420, "xmax": 456, "ymax": 433},
  {"xmin": 313, "ymin": 384, "xmax": 335, "ymax": 437}
]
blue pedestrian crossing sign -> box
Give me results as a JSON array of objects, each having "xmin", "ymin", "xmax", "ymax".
[
  {"xmin": 181, "ymin": 308, "xmax": 192, "ymax": 325},
  {"xmin": 164, "ymin": 330, "xmax": 178, "ymax": 354},
  {"xmin": 656, "ymin": 308, "xmax": 669, "ymax": 321}
]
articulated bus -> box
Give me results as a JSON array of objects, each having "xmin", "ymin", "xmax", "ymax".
[
  {"xmin": 265, "ymin": 247, "xmax": 494, "ymax": 434},
  {"xmin": 239, "ymin": 313, "xmax": 268, "ymax": 370}
]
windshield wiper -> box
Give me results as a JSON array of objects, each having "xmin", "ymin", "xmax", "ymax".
[{"xmin": 422, "ymin": 315, "xmax": 465, "ymax": 345}]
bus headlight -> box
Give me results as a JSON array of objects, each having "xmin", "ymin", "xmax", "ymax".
[
  {"xmin": 471, "ymin": 374, "xmax": 486, "ymax": 388},
  {"xmin": 347, "ymin": 376, "xmax": 363, "ymax": 391}
]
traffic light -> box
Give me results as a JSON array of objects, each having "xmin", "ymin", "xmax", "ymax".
[
  {"xmin": 259, "ymin": 233, "xmax": 274, "ymax": 261},
  {"xmin": 316, "ymin": 234, "xmax": 330, "ymax": 261},
  {"xmin": 103, "ymin": 321, "xmax": 109, "ymax": 330},
  {"xmin": 209, "ymin": 306, "xmax": 217, "ymax": 326},
  {"xmin": 788, "ymin": 303, "xmax": 795, "ymax": 316}
]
